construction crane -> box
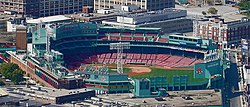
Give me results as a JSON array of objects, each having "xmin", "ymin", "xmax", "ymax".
[{"xmin": 110, "ymin": 42, "xmax": 130, "ymax": 74}]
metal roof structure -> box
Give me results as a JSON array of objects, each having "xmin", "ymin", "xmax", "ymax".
[{"xmin": 27, "ymin": 15, "xmax": 71, "ymax": 24}]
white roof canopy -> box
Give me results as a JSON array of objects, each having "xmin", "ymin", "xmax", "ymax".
[{"xmin": 27, "ymin": 15, "xmax": 71, "ymax": 24}]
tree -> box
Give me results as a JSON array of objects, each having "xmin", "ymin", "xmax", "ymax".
[
  {"xmin": 239, "ymin": 0, "xmax": 250, "ymax": 14},
  {"xmin": 0, "ymin": 63, "xmax": 24, "ymax": 84},
  {"xmin": 208, "ymin": 7, "xmax": 218, "ymax": 15},
  {"xmin": 206, "ymin": 0, "xmax": 214, "ymax": 5},
  {"xmin": 202, "ymin": 11, "xmax": 207, "ymax": 16},
  {"xmin": 11, "ymin": 69, "xmax": 24, "ymax": 84}
]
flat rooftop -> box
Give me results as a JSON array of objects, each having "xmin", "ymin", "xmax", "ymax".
[
  {"xmin": 0, "ymin": 12, "xmax": 23, "ymax": 20},
  {"xmin": 124, "ymin": 8, "xmax": 186, "ymax": 18},
  {"xmin": 26, "ymin": 15, "xmax": 71, "ymax": 24},
  {"xmin": 64, "ymin": 10, "xmax": 147, "ymax": 22},
  {"xmin": 20, "ymin": 86, "xmax": 92, "ymax": 97},
  {"xmin": 0, "ymin": 96, "xmax": 60, "ymax": 107},
  {"xmin": 175, "ymin": 5, "xmax": 246, "ymax": 22},
  {"xmin": 97, "ymin": 89, "xmax": 222, "ymax": 107}
]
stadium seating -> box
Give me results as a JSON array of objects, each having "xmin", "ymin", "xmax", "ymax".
[
  {"xmin": 62, "ymin": 31, "xmax": 205, "ymax": 70},
  {"xmin": 66, "ymin": 53, "xmax": 204, "ymax": 70}
]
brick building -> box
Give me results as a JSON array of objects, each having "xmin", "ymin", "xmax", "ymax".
[
  {"xmin": 194, "ymin": 18, "xmax": 250, "ymax": 47},
  {"xmin": 16, "ymin": 25, "xmax": 27, "ymax": 50}
]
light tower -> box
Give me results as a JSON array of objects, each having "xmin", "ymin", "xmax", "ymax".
[
  {"xmin": 110, "ymin": 42, "xmax": 130, "ymax": 74},
  {"xmin": 193, "ymin": 15, "xmax": 199, "ymax": 37},
  {"xmin": 44, "ymin": 25, "xmax": 54, "ymax": 62}
]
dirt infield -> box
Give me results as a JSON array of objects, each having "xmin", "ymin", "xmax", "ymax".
[{"xmin": 127, "ymin": 67, "xmax": 151, "ymax": 76}]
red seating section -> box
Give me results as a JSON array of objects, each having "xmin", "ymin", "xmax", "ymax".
[{"xmin": 66, "ymin": 53, "xmax": 204, "ymax": 70}]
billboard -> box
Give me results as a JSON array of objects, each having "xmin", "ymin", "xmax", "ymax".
[{"xmin": 194, "ymin": 60, "xmax": 222, "ymax": 78}]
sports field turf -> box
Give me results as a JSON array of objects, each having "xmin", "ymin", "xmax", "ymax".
[{"xmin": 131, "ymin": 68, "xmax": 208, "ymax": 84}]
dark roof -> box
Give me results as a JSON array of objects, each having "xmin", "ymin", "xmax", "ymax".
[
  {"xmin": 0, "ymin": 96, "xmax": 61, "ymax": 107},
  {"xmin": 76, "ymin": 70, "xmax": 128, "ymax": 76}
]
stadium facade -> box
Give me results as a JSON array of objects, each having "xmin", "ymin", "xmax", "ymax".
[{"xmin": 6, "ymin": 21, "xmax": 226, "ymax": 94}]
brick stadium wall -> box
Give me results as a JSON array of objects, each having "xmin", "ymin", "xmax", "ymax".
[{"xmin": 10, "ymin": 55, "xmax": 54, "ymax": 88}]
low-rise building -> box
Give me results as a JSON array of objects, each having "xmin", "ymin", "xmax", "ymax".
[{"xmin": 102, "ymin": 9, "xmax": 193, "ymax": 34}]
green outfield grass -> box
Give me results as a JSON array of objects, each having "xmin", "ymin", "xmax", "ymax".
[{"xmin": 131, "ymin": 68, "xmax": 208, "ymax": 84}]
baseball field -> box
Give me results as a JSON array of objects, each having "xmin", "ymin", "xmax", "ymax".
[{"xmin": 105, "ymin": 64, "xmax": 208, "ymax": 84}]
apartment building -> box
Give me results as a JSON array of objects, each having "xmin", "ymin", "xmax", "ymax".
[
  {"xmin": 94, "ymin": 0, "xmax": 175, "ymax": 11},
  {"xmin": 0, "ymin": 0, "xmax": 93, "ymax": 18},
  {"xmin": 195, "ymin": 18, "xmax": 250, "ymax": 47}
]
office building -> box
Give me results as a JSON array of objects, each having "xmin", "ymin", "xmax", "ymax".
[
  {"xmin": 0, "ymin": 0, "xmax": 93, "ymax": 18},
  {"xmin": 94, "ymin": 0, "xmax": 175, "ymax": 11}
]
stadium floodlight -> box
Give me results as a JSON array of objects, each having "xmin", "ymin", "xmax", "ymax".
[
  {"xmin": 110, "ymin": 42, "xmax": 130, "ymax": 74},
  {"xmin": 44, "ymin": 25, "xmax": 54, "ymax": 62},
  {"xmin": 46, "ymin": 25, "xmax": 54, "ymax": 54}
]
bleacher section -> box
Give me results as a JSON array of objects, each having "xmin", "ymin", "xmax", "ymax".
[{"xmin": 65, "ymin": 53, "xmax": 204, "ymax": 70}]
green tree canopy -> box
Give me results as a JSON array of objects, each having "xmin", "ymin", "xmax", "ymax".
[
  {"xmin": 208, "ymin": 7, "xmax": 218, "ymax": 14},
  {"xmin": 202, "ymin": 11, "xmax": 207, "ymax": 16},
  {"xmin": 239, "ymin": 0, "xmax": 250, "ymax": 10},
  {"xmin": 0, "ymin": 63, "xmax": 24, "ymax": 84}
]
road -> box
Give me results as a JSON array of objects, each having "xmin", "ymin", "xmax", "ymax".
[{"xmin": 224, "ymin": 52, "xmax": 241, "ymax": 107}]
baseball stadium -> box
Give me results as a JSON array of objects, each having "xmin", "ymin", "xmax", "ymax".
[{"xmin": 7, "ymin": 22, "xmax": 225, "ymax": 95}]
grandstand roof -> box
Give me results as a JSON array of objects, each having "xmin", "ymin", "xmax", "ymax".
[
  {"xmin": 169, "ymin": 34, "xmax": 201, "ymax": 39},
  {"xmin": 27, "ymin": 15, "xmax": 71, "ymax": 24}
]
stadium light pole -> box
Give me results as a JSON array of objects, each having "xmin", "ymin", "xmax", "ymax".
[
  {"xmin": 46, "ymin": 25, "xmax": 53, "ymax": 54},
  {"xmin": 110, "ymin": 42, "xmax": 130, "ymax": 74}
]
